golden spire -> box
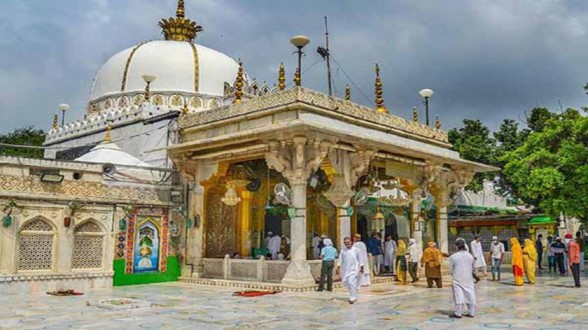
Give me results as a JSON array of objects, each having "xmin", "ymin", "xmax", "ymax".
[
  {"xmin": 434, "ymin": 115, "xmax": 441, "ymax": 129},
  {"xmin": 104, "ymin": 124, "xmax": 112, "ymax": 142},
  {"xmin": 52, "ymin": 115, "xmax": 59, "ymax": 129},
  {"xmin": 159, "ymin": 0, "xmax": 203, "ymax": 42},
  {"xmin": 294, "ymin": 67, "xmax": 301, "ymax": 87},
  {"xmin": 345, "ymin": 84, "xmax": 351, "ymax": 101},
  {"xmin": 374, "ymin": 63, "xmax": 387, "ymax": 113},
  {"xmin": 412, "ymin": 107, "xmax": 419, "ymax": 123},
  {"xmin": 278, "ymin": 63, "xmax": 286, "ymax": 91},
  {"xmin": 234, "ymin": 60, "xmax": 244, "ymax": 103}
]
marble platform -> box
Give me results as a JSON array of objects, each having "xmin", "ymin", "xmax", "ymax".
[{"xmin": 0, "ymin": 268, "xmax": 585, "ymax": 330}]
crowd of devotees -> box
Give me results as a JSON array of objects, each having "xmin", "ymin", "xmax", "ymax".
[{"xmin": 313, "ymin": 231, "xmax": 584, "ymax": 318}]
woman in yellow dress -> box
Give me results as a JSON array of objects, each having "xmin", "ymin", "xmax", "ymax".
[
  {"xmin": 395, "ymin": 239, "xmax": 408, "ymax": 283},
  {"xmin": 510, "ymin": 237, "xmax": 524, "ymax": 286},
  {"xmin": 522, "ymin": 238, "xmax": 537, "ymax": 284}
]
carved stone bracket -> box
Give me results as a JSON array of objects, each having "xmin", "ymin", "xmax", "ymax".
[
  {"xmin": 349, "ymin": 148, "xmax": 376, "ymax": 187},
  {"xmin": 264, "ymin": 137, "xmax": 332, "ymax": 185},
  {"xmin": 452, "ymin": 166, "xmax": 475, "ymax": 190}
]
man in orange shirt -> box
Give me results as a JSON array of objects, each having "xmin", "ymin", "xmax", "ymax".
[{"xmin": 568, "ymin": 237, "xmax": 581, "ymax": 288}]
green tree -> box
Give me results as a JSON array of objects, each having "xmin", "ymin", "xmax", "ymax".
[
  {"xmin": 525, "ymin": 107, "xmax": 554, "ymax": 133},
  {"xmin": 448, "ymin": 119, "xmax": 497, "ymax": 192},
  {"xmin": 502, "ymin": 108, "xmax": 588, "ymax": 223},
  {"xmin": 493, "ymin": 119, "xmax": 529, "ymax": 198},
  {"xmin": 0, "ymin": 127, "xmax": 46, "ymax": 158}
]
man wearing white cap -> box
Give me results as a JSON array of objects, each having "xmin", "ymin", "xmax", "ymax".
[{"xmin": 489, "ymin": 236, "xmax": 505, "ymax": 281}]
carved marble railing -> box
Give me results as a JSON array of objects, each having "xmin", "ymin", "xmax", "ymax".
[
  {"xmin": 179, "ymin": 87, "xmax": 449, "ymax": 144},
  {"xmin": 202, "ymin": 256, "xmax": 323, "ymax": 283}
]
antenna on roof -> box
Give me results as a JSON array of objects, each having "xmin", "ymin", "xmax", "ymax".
[{"xmin": 317, "ymin": 16, "xmax": 333, "ymax": 96}]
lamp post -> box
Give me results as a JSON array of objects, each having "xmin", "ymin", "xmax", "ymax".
[
  {"xmin": 418, "ymin": 88, "xmax": 434, "ymax": 126},
  {"xmin": 290, "ymin": 35, "xmax": 310, "ymax": 86},
  {"xmin": 141, "ymin": 74, "xmax": 157, "ymax": 101},
  {"xmin": 58, "ymin": 104, "xmax": 70, "ymax": 127}
]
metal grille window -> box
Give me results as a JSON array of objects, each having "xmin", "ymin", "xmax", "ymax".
[
  {"xmin": 72, "ymin": 221, "xmax": 104, "ymax": 269},
  {"xmin": 18, "ymin": 219, "xmax": 55, "ymax": 271}
]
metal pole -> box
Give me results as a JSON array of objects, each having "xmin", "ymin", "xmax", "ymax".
[
  {"xmin": 324, "ymin": 16, "xmax": 333, "ymax": 96},
  {"xmin": 425, "ymin": 97, "xmax": 430, "ymax": 126},
  {"xmin": 297, "ymin": 47, "xmax": 302, "ymax": 82},
  {"xmin": 61, "ymin": 110, "xmax": 66, "ymax": 127}
]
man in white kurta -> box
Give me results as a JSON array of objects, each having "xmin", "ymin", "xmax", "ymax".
[
  {"xmin": 338, "ymin": 237, "xmax": 364, "ymax": 304},
  {"xmin": 384, "ymin": 235, "xmax": 397, "ymax": 274},
  {"xmin": 353, "ymin": 233, "xmax": 371, "ymax": 286},
  {"xmin": 470, "ymin": 236, "xmax": 487, "ymax": 276},
  {"xmin": 268, "ymin": 233, "xmax": 282, "ymax": 260},
  {"xmin": 449, "ymin": 239, "xmax": 477, "ymax": 318}
]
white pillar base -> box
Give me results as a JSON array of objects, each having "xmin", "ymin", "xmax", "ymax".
[{"xmin": 281, "ymin": 260, "xmax": 315, "ymax": 286}]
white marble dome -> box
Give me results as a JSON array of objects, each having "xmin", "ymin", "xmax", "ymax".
[{"xmin": 89, "ymin": 40, "xmax": 239, "ymax": 104}]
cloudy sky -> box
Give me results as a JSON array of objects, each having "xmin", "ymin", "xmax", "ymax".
[{"xmin": 1, "ymin": 0, "xmax": 587, "ymax": 134}]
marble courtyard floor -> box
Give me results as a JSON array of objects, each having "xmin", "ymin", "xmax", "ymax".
[{"xmin": 1, "ymin": 269, "xmax": 586, "ymax": 330}]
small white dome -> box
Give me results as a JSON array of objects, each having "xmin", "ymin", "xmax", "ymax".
[
  {"xmin": 75, "ymin": 142, "xmax": 150, "ymax": 167},
  {"xmin": 89, "ymin": 40, "xmax": 239, "ymax": 103}
]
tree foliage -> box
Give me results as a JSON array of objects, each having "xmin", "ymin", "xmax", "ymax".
[
  {"xmin": 448, "ymin": 119, "xmax": 497, "ymax": 191},
  {"xmin": 0, "ymin": 126, "xmax": 46, "ymax": 158},
  {"xmin": 502, "ymin": 109, "xmax": 588, "ymax": 222}
]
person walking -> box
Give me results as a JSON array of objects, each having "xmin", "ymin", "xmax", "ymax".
[
  {"xmin": 546, "ymin": 236, "xmax": 555, "ymax": 273},
  {"xmin": 470, "ymin": 236, "xmax": 487, "ymax": 277},
  {"xmin": 522, "ymin": 239, "xmax": 537, "ymax": 284},
  {"xmin": 395, "ymin": 239, "xmax": 408, "ymax": 283},
  {"xmin": 421, "ymin": 241, "xmax": 443, "ymax": 288},
  {"xmin": 564, "ymin": 233, "xmax": 573, "ymax": 275},
  {"xmin": 383, "ymin": 235, "xmax": 397, "ymax": 274},
  {"xmin": 489, "ymin": 236, "xmax": 505, "ymax": 281},
  {"xmin": 535, "ymin": 234, "xmax": 544, "ymax": 270},
  {"xmin": 353, "ymin": 233, "xmax": 371, "ymax": 286},
  {"xmin": 551, "ymin": 237, "xmax": 566, "ymax": 276},
  {"xmin": 576, "ymin": 232, "xmax": 584, "ymax": 273},
  {"xmin": 367, "ymin": 233, "xmax": 384, "ymax": 275},
  {"xmin": 408, "ymin": 238, "xmax": 421, "ymax": 283},
  {"xmin": 337, "ymin": 237, "xmax": 364, "ymax": 304},
  {"xmin": 569, "ymin": 236, "xmax": 581, "ymax": 288},
  {"xmin": 510, "ymin": 237, "xmax": 524, "ymax": 286},
  {"xmin": 449, "ymin": 239, "xmax": 476, "ymax": 319},
  {"xmin": 317, "ymin": 238, "xmax": 337, "ymax": 292}
]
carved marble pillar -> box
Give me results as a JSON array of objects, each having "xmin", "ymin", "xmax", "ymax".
[
  {"xmin": 176, "ymin": 159, "xmax": 219, "ymax": 278},
  {"xmin": 265, "ymin": 136, "xmax": 332, "ymax": 287},
  {"xmin": 436, "ymin": 206, "xmax": 449, "ymax": 254},
  {"xmin": 337, "ymin": 207, "xmax": 351, "ymax": 251}
]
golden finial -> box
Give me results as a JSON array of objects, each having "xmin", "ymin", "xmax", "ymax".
[
  {"xmin": 434, "ymin": 116, "xmax": 441, "ymax": 129},
  {"xmin": 375, "ymin": 63, "xmax": 387, "ymax": 113},
  {"xmin": 234, "ymin": 60, "xmax": 244, "ymax": 103},
  {"xmin": 345, "ymin": 84, "xmax": 351, "ymax": 101},
  {"xmin": 412, "ymin": 107, "xmax": 419, "ymax": 123},
  {"xmin": 52, "ymin": 115, "xmax": 59, "ymax": 129},
  {"xmin": 176, "ymin": 0, "xmax": 185, "ymax": 18},
  {"xmin": 278, "ymin": 63, "xmax": 286, "ymax": 91},
  {"xmin": 181, "ymin": 104, "xmax": 189, "ymax": 116},
  {"xmin": 159, "ymin": 0, "xmax": 203, "ymax": 42},
  {"xmin": 294, "ymin": 67, "xmax": 301, "ymax": 87},
  {"xmin": 104, "ymin": 124, "xmax": 112, "ymax": 142}
]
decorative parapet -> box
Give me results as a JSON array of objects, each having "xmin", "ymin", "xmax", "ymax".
[
  {"xmin": 0, "ymin": 174, "xmax": 171, "ymax": 205},
  {"xmin": 0, "ymin": 156, "xmax": 104, "ymax": 173},
  {"xmin": 179, "ymin": 87, "xmax": 449, "ymax": 144}
]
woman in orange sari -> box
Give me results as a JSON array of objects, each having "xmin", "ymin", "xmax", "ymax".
[
  {"xmin": 522, "ymin": 239, "xmax": 537, "ymax": 284},
  {"xmin": 510, "ymin": 237, "xmax": 524, "ymax": 286}
]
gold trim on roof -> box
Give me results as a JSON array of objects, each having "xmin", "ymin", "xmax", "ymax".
[
  {"xmin": 121, "ymin": 42, "xmax": 147, "ymax": 92},
  {"xmin": 412, "ymin": 107, "xmax": 419, "ymax": 123},
  {"xmin": 345, "ymin": 84, "xmax": 351, "ymax": 101},
  {"xmin": 435, "ymin": 116, "xmax": 441, "ymax": 129},
  {"xmin": 233, "ymin": 60, "xmax": 244, "ymax": 103},
  {"xmin": 159, "ymin": 0, "xmax": 203, "ymax": 42},
  {"xmin": 52, "ymin": 115, "xmax": 59, "ymax": 129},
  {"xmin": 189, "ymin": 42, "xmax": 199, "ymax": 92}
]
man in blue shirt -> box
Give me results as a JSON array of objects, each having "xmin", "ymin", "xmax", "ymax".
[
  {"xmin": 367, "ymin": 232, "xmax": 383, "ymax": 275},
  {"xmin": 317, "ymin": 238, "xmax": 338, "ymax": 291}
]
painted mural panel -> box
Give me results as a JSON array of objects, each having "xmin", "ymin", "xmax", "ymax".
[{"xmin": 124, "ymin": 208, "xmax": 169, "ymax": 274}]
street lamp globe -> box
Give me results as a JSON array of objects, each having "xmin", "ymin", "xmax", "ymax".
[
  {"xmin": 58, "ymin": 104, "xmax": 70, "ymax": 112},
  {"xmin": 141, "ymin": 74, "xmax": 157, "ymax": 83},
  {"xmin": 419, "ymin": 88, "xmax": 434, "ymax": 98},
  {"xmin": 290, "ymin": 35, "xmax": 310, "ymax": 49}
]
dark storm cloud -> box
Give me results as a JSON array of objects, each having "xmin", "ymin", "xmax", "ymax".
[{"xmin": 1, "ymin": 0, "xmax": 587, "ymax": 134}]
